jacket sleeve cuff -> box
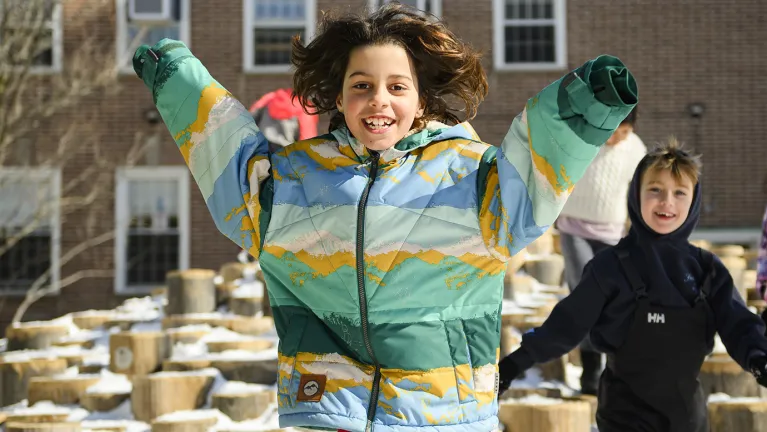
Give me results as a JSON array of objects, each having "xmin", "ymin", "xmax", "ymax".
[
  {"xmin": 133, "ymin": 39, "xmax": 193, "ymax": 93},
  {"xmin": 507, "ymin": 346, "xmax": 536, "ymax": 371}
]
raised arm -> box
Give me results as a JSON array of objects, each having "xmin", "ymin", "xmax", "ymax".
[
  {"xmin": 132, "ymin": 39, "xmax": 271, "ymax": 258},
  {"xmin": 478, "ymin": 55, "xmax": 637, "ymax": 259}
]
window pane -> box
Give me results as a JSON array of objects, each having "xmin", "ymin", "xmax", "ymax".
[
  {"xmin": 126, "ymin": 232, "xmax": 179, "ymax": 285},
  {"xmin": 126, "ymin": 0, "xmax": 182, "ymax": 23},
  {"xmin": 253, "ymin": 28, "xmax": 303, "ymax": 66},
  {"xmin": 254, "ymin": 0, "xmax": 305, "ymax": 20},
  {"xmin": 127, "ymin": 24, "xmax": 180, "ymax": 46},
  {"xmin": 506, "ymin": 0, "xmax": 552, "ymax": 20},
  {"xmin": 0, "ymin": 27, "xmax": 54, "ymax": 67},
  {"xmin": 504, "ymin": 24, "xmax": 555, "ymax": 64},
  {"xmin": 0, "ymin": 229, "xmax": 51, "ymax": 291},
  {"xmin": 0, "ymin": 177, "xmax": 54, "ymax": 229}
]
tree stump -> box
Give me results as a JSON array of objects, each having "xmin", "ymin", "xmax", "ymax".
[
  {"xmin": 527, "ymin": 230, "xmax": 554, "ymax": 256},
  {"xmin": 70, "ymin": 311, "xmax": 116, "ymax": 330},
  {"xmin": 6, "ymin": 423, "xmax": 81, "ymax": 432},
  {"xmin": 711, "ymin": 244, "xmax": 745, "ymax": 258},
  {"xmin": 109, "ymin": 332, "xmax": 170, "ymax": 376},
  {"xmin": 503, "ymin": 387, "xmax": 562, "ymax": 400},
  {"xmin": 504, "ymin": 274, "xmax": 535, "ymax": 299},
  {"xmin": 229, "ymin": 295, "xmax": 262, "ymax": 317},
  {"xmin": 524, "ymin": 255, "xmax": 565, "ymax": 287},
  {"xmin": 151, "ymin": 415, "xmax": 219, "ymax": 432},
  {"xmin": 0, "ymin": 357, "xmax": 68, "ymax": 406},
  {"xmin": 165, "ymin": 327, "xmax": 211, "ymax": 345},
  {"xmin": 708, "ymin": 399, "xmax": 767, "ymax": 432},
  {"xmin": 79, "ymin": 364, "xmax": 105, "ymax": 374},
  {"xmin": 210, "ymin": 353, "xmax": 278, "ymax": 384},
  {"xmin": 131, "ymin": 370, "xmax": 217, "ymax": 422},
  {"xmin": 80, "ymin": 391, "xmax": 131, "ymax": 412},
  {"xmin": 6, "ymin": 324, "xmax": 71, "ymax": 351},
  {"xmin": 27, "ymin": 374, "xmax": 101, "ymax": 405},
  {"xmin": 165, "ymin": 269, "xmax": 217, "ymax": 315},
  {"xmin": 699, "ymin": 356, "xmax": 767, "ymax": 399},
  {"xmin": 229, "ymin": 316, "xmax": 274, "ymax": 336},
  {"xmin": 162, "ymin": 314, "xmax": 234, "ymax": 330},
  {"xmin": 537, "ymin": 355, "xmax": 567, "ymax": 382},
  {"xmin": 563, "ymin": 394, "xmax": 598, "ymax": 425},
  {"xmin": 206, "ymin": 338, "xmax": 274, "ymax": 353},
  {"xmin": 216, "ymin": 282, "xmax": 239, "ymax": 307},
  {"xmin": 211, "ymin": 384, "xmax": 275, "ymax": 421},
  {"xmin": 4, "ymin": 413, "xmax": 70, "ymax": 424},
  {"xmin": 51, "ymin": 336, "xmax": 96, "ymax": 350},
  {"xmin": 499, "ymin": 323, "xmax": 521, "ymax": 358},
  {"xmin": 162, "ymin": 358, "xmax": 212, "ymax": 372},
  {"xmin": 219, "ymin": 262, "xmax": 258, "ymax": 283},
  {"xmin": 498, "ymin": 397, "xmax": 591, "ymax": 432}
]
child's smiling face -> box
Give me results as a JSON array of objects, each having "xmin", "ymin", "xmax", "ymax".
[
  {"xmin": 640, "ymin": 168, "xmax": 695, "ymax": 235},
  {"xmin": 336, "ymin": 43, "xmax": 424, "ymax": 151}
]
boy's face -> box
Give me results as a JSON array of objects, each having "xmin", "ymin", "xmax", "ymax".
[
  {"xmin": 336, "ymin": 43, "xmax": 424, "ymax": 151},
  {"xmin": 639, "ymin": 168, "xmax": 695, "ymax": 235}
]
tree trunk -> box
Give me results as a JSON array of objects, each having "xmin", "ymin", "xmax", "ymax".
[
  {"xmin": 109, "ymin": 331, "xmax": 170, "ymax": 376},
  {"xmin": 5, "ymin": 324, "xmax": 70, "ymax": 351},
  {"xmin": 27, "ymin": 374, "xmax": 101, "ymax": 405},
  {"xmin": 165, "ymin": 269, "xmax": 217, "ymax": 315},
  {"xmin": 0, "ymin": 357, "xmax": 68, "ymax": 406},
  {"xmin": 708, "ymin": 400, "xmax": 767, "ymax": 432},
  {"xmin": 131, "ymin": 370, "xmax": 217, "ymax": 422},
  {"xmin": 498, "ymin": 398, "xmax": 592, "ymax": 432}
]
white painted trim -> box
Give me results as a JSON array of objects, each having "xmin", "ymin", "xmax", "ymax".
[
  {"xmin": 492, "ymin": 0, "xmax": 567, "ymax": 72},
  {"xmin": 367, "ymin": 0, "xmax": 442, "ymax": 18},
  {"xmin": 0, "ymin": 167, "xmax": 61, "ymax": 295},
  {"xmin": 4, "ymin": 2, "xmax": 63, "ymax": 74},
  {"xmin": 243, "ymin": 0, "xmax": 316, "ymax": 74},
  {"xmin": 114, "ymin": 166, "xmax": 190, "ymax": 294},
  {"xmin": 116, "ymin": 0, "xmax": 191, "ymax": 75}
]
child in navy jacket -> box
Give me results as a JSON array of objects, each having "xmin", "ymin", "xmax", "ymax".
[{"xmin": 499, "ymin": 139, "xmax": 767, "ymax": 432}]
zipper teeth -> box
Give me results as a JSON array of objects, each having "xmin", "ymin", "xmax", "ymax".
[{"xmin": 356, "ymin": 153, "xmax": 381, "ymax": 428}]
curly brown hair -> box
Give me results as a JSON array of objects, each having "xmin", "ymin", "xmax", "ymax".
[{"xmin": 291, "ymin": 3, "xmax": 489, "ymax": 132}]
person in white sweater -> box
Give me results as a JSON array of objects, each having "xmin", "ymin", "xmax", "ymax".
[{"xmin": 556, "ymin": 108, "xmax": 646, "ymax": 395}]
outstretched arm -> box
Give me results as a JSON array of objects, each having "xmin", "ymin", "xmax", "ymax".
[
  {"xmin": 479, "ymin": 55, "xmax": 637, "ymax": 260},
  {"xmin": 132, "ymin": 39, "xmax": 271, "ymax": 258}
]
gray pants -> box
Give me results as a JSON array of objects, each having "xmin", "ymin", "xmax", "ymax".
[{"xmin": 560, "ymin": 232, "xmax": 611, "ymax": 352}]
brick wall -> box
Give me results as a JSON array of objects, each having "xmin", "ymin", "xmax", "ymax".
[{"xmin": 2, "ymin": 0, "xmax": 765, "ymax": 326}]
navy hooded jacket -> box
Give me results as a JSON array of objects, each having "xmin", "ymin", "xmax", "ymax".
[{"xmin": 508, "ymin": 157, "xmax": 767, "ymax": 372}]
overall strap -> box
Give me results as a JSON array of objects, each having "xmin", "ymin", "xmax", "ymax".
[
  {"xmin": 615, "ymin": 249, "xmax": 648, "ymax": 300},
  {"xmin": 696, "ymin": 249, "xmax": 717, "ymax": 303}
]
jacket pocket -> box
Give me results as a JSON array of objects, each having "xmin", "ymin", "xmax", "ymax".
[
  {"xmin": 277, "ymin": 313, "xmax": 308, "ymax": 408},
  {"xmin": 444, "ymin": 319, "xmax": 476, "ymax": 404}
]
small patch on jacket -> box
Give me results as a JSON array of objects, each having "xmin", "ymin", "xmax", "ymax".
[{"xmin": 297, "ymin": 374, "xmax": 327, "ymax": 402}]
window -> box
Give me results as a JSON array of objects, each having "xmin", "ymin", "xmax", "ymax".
[
  {"xmin": 368, "ymin": 0, "xmax": 442, "ymax": 18},
  {"xmin": 0, "ymin": 0, "xmax": 63, "ymax": 72},
  {"xmin": 493, "ymin": 0, "xmax": 567, "ymax": 71},
  {"xmin": 115, "ymin": 0, "xmax": 190, "ymax": 74},
  {"xmin": 243, "ymin": 0, "xmax": 316, "ymax": 73},
  {"xmin": 115, "ymin": 167, "xmax": 189, "ymax": 293},
  {"xmin": 0, "ymin": 168, "xmax": 61, "ymax": 294}
]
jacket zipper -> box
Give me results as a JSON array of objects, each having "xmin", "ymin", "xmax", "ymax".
[{"xmin": 356, "ymin": 151, "xmax": 381, "ymax": 432}]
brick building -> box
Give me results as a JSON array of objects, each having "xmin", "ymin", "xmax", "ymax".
[{"xmin": 1, "ymin": 0, "xmax": 765, "ymax": 326}]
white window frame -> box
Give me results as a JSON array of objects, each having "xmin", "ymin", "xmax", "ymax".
[
  {"xmin": 368, "ymin": 0, "xmax": 442, "ymax": 18},
  {"xmin": 115, "ymin": 0, "xmax": 191, "ymax": 75},
  {"xmin": 114, "ymin": 166, "xmax": 190, "ymax": 294},
  {"xmin": 0, "ymin": 167, "xmax": 61, "ymax": 296},
  {"xmin": 242, "ymin": 0, "xmax": 316, "ymax": 74},
  {"xmin": 493, "ymin": 0, "xmax": 567, "ymax": 72},
  {"xmin": 0, "ymin": 1, "xmax": 63, "ymax": 74}
]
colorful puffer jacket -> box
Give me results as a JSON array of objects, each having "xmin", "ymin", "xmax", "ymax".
[{"xmin": 133, "ymin": 39, "xmax": 637, "ymax": 432}]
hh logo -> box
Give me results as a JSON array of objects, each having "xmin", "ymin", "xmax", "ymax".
[{"xmin": 648, "ymin": 312, "xmax": 665, "ymax": 324}]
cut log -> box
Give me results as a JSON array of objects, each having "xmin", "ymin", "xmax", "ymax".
[
  {"xmin": 690, "ymin": 239, "xmax": 712, "ymax": 250},
  {"xmin": 51, "ymin": 337, "xmax": 95, "ymax": 350},
  {"xmin": 504, "ymin": 274, "xmax": 535, "ymax": 299},
  {"xmin": 499, "ymin": 324, "xmax": 521, "ymax": 358},
  {"xmin": 498, "ymin": 397, "xmax": 592, "ymax": 432},
  {"xmin": 165, "ymin": 327, "xmax": 211, "ymax": 345},
  {"xmin": 524, "ymin": 255, "xmax": 565, "ymax": 287},
  {"xmin": 70, "ymin": 312, "xmax": 116, "ymax": 330},
  {"xmin": 162, "ymin": 358, "xmax": 212, "ymax": 372},
  {"xmin": 219, "ymin": 262, "xmax": 258, "ymax": 283},
  {"xmin": 503, "ymin": 387, "xmax": 562, "ymax": 400},
  {"xmin": 80, "ymin": 391, "xmax": 131, "ymax": 412},
  {"xmin": 131, "ymin": 369, "xmax": 217, "ymax": 422},
  {"xmin": 211, "ymin": 385, "xmax": 275, "ymax": 421},
  {"xmin": 215, "ymin": 282, "xmax": 239, "ymax": 307},
  {"xmin": 4, "ymin": 413, "xmax": 70, "ymax": 424},
  {"xmin": 563, "ymin": 394, "xmax": 598, "ymax": 425},
  {"xmin": 162, "ymin": 314, "xmax": 235, "ymax": 330},
  {"xmin": 109, "ymin": 332, "xmax": 170, "ymax": 376},
  {"xmin": 27, "ymin": 374, "xmax": 101, "ymax": 405},
  {"xmin": 0, "ymin": 356, "xmax": 68, "ymax": 406},
  {"xmin": 699, "ymin": 356, "xmax": 767, "ymax": 399},
  {"xmin": 151, "ymin": 286, "xmax": 168, "ymax": 298},
  {"xmin": 536, "ymin": 355, "xmax": 567, "ymax": 382},
  {"xmin": 79, "ymin": 364, "xmax": 105, "ymax": 374},
  {"xmin": 210, "ymin": 355, "xmax": 278, "ymax": 384},
  {"xmin": 229, "ymin": 316, "xmax": 274, "ymax": 336},
  {"xmin": 526, "ymin": 229, "xmax": 554, "ymax": 255},
  {"xmin": 165, "ymin": 269, "xmax": 217, "ymax": 315},
  {"xmin": 6, "ymin": 324, "xmax": 71, "ymax": 351},
  {"xmin": 151, "ymin": 416, "xmax": 219, "ymax": 432},
  {"xmin": 708, "ymin": 399, "xmax": 767, "ymax": 432},
  {"xmin": 206, "ymin": 338, "xmax": 274, "ymax": 353},
  {"xmin": 229, "ymin": 296, "xmax": 262, "ymax": 317},
  {"xmin": 6, "ymin": 423, "xmax": 81, "ymax": 432},
  {"xmin": 711, "ymin": 244, "xmax": 746, "ymax": 258}
]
